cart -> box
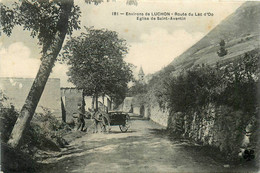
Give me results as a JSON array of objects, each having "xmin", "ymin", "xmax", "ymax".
[{"xmin": 106, "ymin": 111, "xmax": 130, "ymax": 132}]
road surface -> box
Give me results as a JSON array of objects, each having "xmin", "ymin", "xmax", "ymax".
[{"xmin": 38, "ymin": 115, "xmax": 257, "ymax": 173}]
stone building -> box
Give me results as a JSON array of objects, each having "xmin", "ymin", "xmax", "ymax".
[{"xmin": 0, "ymin": 77, "xmax": 62, "ymax": 120}]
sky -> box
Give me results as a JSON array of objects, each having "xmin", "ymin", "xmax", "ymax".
[{"xmin": 0, "ymin": 0, "xmax": 244, "ymax": 86}]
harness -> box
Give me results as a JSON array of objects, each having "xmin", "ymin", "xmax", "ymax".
[{"xmin": 93, "ymin": 111, "xmax": 103, "ymax": 122}]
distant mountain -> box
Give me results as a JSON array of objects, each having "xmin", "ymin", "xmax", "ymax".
[{"xmin": 168, "ymin": 1, "xmax": 260, "ymax": 73}]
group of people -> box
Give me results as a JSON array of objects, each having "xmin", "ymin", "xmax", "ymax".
[{"xmin": 73, "ymin": 104, "xmax": 110, "ymax": 133}]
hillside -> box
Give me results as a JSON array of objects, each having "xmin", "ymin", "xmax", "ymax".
[{"xmin": 168, "ymin": 1, "xmax": 259, "ymax": 73}]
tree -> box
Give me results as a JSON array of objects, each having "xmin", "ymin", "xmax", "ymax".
[
  {"xmin": 128, "ymin": 80, "xmax": 147, "ymax": 96},
  {"xmin": 62, "ymin": 28, "xmax": 133, "ymax": 110},
  {"xmin": 217, "ymin": 39, "xmax": 228, "ymax": 57},
  {"xmin": 1, "ymin": 0, "xmax": 80, "ymax": 148},
  {"xmin": 0, "ymin": 0, "xmax": 136, "ymax": 148}
]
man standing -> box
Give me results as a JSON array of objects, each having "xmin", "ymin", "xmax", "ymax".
[
  {"xmin": 74, "ymin": 104, "xmax": 85, "ymax": 131},
  {"xmin": 91, "ymin": 109, "xmax": 111, "ymax": 133}
]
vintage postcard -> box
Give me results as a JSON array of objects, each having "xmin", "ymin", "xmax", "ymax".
[{"xmin": 0, "ymin": 0, "xmax": 259, "ymax": 172}]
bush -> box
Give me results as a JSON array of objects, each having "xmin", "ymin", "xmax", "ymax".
[
  {"xmin": 218, "ymin": 51, "xmax": 259, "ymax": 114},
  {"xmin": 0, "ymin": 103, "xmax": 71, "ymax": 172},
  {"xmin": 0, "ymin": 105, "xmax": 70, "ymax": 153},
  {"xmin": 0, "ymin": 106, "xmax": 18, "ymax": 143},
  {"xmin": 29, "ymin": 107, "xmax": 71, "ymax": 149},
  {"xmin": 165, "ymin": 51, "xmax": 259, "ymax": 116},
  {"xmin": 165, "ymin": 64, "xmax": 222, "ymax": 113}
]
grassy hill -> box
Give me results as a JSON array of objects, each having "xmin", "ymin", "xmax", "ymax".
[{"xmin": 167, "ymin": 1, "xmax": 259, "ymax": 74}]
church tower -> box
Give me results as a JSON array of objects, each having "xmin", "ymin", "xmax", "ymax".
[{"xmin": 138, "ymin": 66, "xmax": 145, "ymax": 83}]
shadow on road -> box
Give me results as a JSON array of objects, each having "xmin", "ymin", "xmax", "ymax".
[
  {"xmin": 108, "ymin": 130, "xmax": 137, "ymax": 134},
  {"xmin": 148, "ymin": 127, "xmax": 259, "ymax": 173}
]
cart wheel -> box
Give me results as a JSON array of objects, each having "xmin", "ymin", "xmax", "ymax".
[{"xmin": 119, "ymin": 115, "xmax": 130, "ymax": 132}]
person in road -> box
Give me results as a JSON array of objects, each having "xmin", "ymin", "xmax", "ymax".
[
  {"xmin": 91, "ymin": 109, "xmax": 110, "ymax": 133},
  {"xmin": 73, "ymin": 104, "xmax": 86, "ymax": 131}
]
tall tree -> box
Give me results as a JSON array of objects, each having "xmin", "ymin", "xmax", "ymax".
[
  {"xmin": 63, "ymin": 28, "xmax": 133, "ymax": 110},
  {"xmin": 217, "ymin": 39, "xmax": 228, "ymax": 57},
  {"xmin": 0, "ymin": 0, "xmax": 136, "ymax": 148},
  {"xmin": 1, "ymin": 0, "xmax": 80, "ymax": 148}
]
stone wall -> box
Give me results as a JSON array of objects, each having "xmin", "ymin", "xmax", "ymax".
[
  {"xmin": 142, "ymin": 98, "xmax": 259, "ymax": 160},
  {"xmin": 0, "ymin": 77, "xmax": 62, "ymax": 120},
  {"xmin": 122, "ymin": 97, "xmax": 133, "ymax": 112},
  {"xmin": 167, "ymin": 104, "xmax": 259, "ymax": 160},
  {"xmin": 144, "ymin": 103, "xmax": 168, "ymax": 127},
  {"xmin": 122, "ymin": 95, "xmax": 169, "ymax": 127}
]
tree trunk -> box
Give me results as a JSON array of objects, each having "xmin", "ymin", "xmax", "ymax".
[
  {"xmin": 7, "ymin": 0, "xmax": 74, "ymax": 148},
  {"xmin": 102, "ymin": 95, "xmax": 105, "ymax": 111},
  {"xmin": 111, "ymin": 97, "xmax": 113, "ymax": 110},
  {"xmin": 81, "ymin": 91, "xmax": 85, "ymax": 114},
  {"xmin": 92, "ymin": 96, "xmax": 95, "ymax": 110},
  {"xmin": 95, "ymin": 94, "xmax": 99, "ymax": 111}
]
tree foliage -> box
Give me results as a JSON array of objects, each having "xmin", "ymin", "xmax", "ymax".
[
  {"xmin": 0, "ymin": 0, "xmax": 81, "ymax": 53},
  {"xmin": 63, "ymin": 27, "xmax": 133, "ymax": 105},
  {"xmin": 218, "ymin": 51, "xmax": 259, "ymax": 113},
  {"xmin": 217, "ymin": 39, "xmax": 228, "ymax": 57},
  {"xmin": 141, "ymin": 64, "xmax": 175, "ymax": 109},
  {"xmin": 165, "ymin": 65, "xmax": 222, "ymax": 112},
  {"xmin": 164, "ymin": 50, "xmax": 259, "ymax": 114},
  {"xmin": 128, "ymin": 81, "xmax": 148, "ymax": 96}
]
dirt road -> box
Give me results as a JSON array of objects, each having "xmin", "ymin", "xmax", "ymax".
[{"xmin": 38, "ymin": 115, "xmax": 257, "ymax": 173}]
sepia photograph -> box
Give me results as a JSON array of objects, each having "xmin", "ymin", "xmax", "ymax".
[{"xmin": 0, "ymin": 0, "xmax": 259, "ymax": 172}]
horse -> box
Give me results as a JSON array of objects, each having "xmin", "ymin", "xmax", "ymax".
[{"xmin": 87, "ymin": 109, "xmax": 110, "ymax": 133}]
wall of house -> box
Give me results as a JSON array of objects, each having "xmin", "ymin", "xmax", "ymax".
[
  {"xmin": 0, "ymin": 77, "xmax": 62, "ymax": 120},
  {"xmin": 84, "ymin": 96, "xmax": 112, "ymax": 112},
  {"xmin": 61, "ymin": 88, "xmax": 83, "ymax": 123},
  {"xmin": 84, "ymin": 96, "xmax": 93, "ymax": 112}
]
